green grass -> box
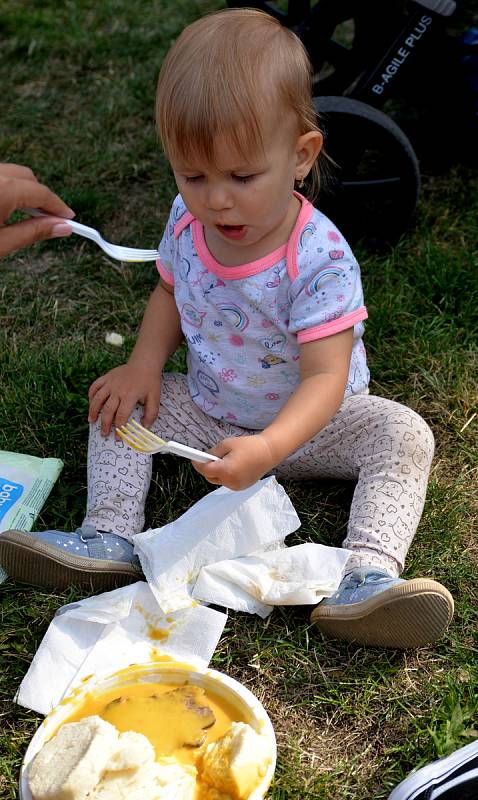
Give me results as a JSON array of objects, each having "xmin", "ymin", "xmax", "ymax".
[{"xmin": 1, "ymin": 1, "xmax": 477, "ymax": 798}]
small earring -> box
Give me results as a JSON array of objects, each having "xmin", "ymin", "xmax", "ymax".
[{"xmin": 296, "ymin": 175, "xmax": 305, "ymax": 188}]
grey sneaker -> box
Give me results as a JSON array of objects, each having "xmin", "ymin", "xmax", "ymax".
[
  {"xmin": 0, "ymin": 523, "xmax": 143, "ymax": 591},
  {"xmin": 311, "ymin": 568, "xmax": 454, "ymax": 649}
]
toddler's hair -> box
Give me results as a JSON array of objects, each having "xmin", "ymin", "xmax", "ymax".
[{"xmin": 156, "ymin": 8, "xmax": 324, "ymax": 198}]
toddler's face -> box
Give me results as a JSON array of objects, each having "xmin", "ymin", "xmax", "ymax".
[{"xmin": 170, "ymin": 119, "xmax": 305, "ymax": 263}]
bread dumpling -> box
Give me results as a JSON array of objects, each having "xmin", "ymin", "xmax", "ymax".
[
  {"xmin": 104, "ymin": 729, "xmax": 155, "ymax": 771},
  {"xmin": 90, "ymin": 757, "xmax": 197, "ymax": 800},
  {"xmin": 28, "ymin": 713, "xmax": 196, "ymax": 800},
  {"xmin": 200, "ymin": 722, "xmax": 272, "ymax": 799},
  {"xmin": 28, "ymin": 716, "xmax": 120, "ymax": 800}
]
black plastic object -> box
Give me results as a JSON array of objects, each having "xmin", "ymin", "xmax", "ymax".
[{"xmin": 313, "ymin": 96, "xmax": 420, "ymax": 245}]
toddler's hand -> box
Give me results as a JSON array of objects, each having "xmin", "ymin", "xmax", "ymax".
[
  {"xmin": 192, "ymin": 434, "xmax": 275, "ymax": 491},
  {"xmin": 88, "ymin": 362, "xmax": 161, "ymax": 436}
]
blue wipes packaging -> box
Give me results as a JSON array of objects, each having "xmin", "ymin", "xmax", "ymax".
[{"xmin": 0, "ymin": 450, "xmax": 63, "ymax": 582}]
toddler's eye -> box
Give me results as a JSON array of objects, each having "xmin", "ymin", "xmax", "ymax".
[
  {"xmin": 233, "ymin": 174, "xmax": 255, "ymax": 184},
  {"xmin": 184, "ymin": 175, "xmax": 203, "ymax": 183}
]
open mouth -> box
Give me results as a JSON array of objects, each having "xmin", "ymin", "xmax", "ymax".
[{"xmin": 216, "ymin": 224, "xmax": 247, "ymax": 240}]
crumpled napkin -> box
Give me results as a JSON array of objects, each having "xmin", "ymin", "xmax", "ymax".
[
  {"xmin": 134, "ymin": 477, "xmax": 301, "ymax": 613},
  {"xmin": 16, "ymin": 581, "xmax": 227, "ymax": 715},
  {"xmin": 134, "ymin": 476, "xmax": 351, "ymax": 617},
  {"xmin": 192, "ymin": 542, "xmax": 351, "ymax": 618}
]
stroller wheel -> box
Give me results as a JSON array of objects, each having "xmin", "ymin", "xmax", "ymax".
[{"xmin": 313, "ymin": 96, "xmax": 421, "ymax": 246}]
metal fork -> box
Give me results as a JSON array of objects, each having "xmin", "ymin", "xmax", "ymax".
[
  {"xmin": 116, "ymin": 419, "xmax": 220, "ymax": 463},
  {"xmin": 24, "ymin": 208, "xmax": 160, "ymax": 262}
]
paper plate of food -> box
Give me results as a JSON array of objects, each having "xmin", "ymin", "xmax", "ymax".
[{"xmin": 19, "ymin": 659, "xmax": 276, "ymax": 800}]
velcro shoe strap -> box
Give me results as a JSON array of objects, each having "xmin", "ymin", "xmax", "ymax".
[{"xmin": 78, "ymin": 525, "xmax": 108, "ymax": 559}]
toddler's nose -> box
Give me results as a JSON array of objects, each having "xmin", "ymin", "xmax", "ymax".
[{"xmin": 206, "ymin": 184, "xmax": 233, "ymax": 211}]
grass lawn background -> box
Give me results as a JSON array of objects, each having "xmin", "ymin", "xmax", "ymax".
[{"xmin": 0, "ymin": 1, "xmax": 477, "ymax": 798}]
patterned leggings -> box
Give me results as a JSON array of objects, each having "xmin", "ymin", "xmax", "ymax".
[{"xmin": 84, "ymin": 373, "xmax": 434, "ymax": 578}]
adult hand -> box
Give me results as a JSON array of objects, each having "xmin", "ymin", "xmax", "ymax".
[
  {"xmin": 192, "ymin": 434, "xmax": 275, "ymax": 491},
  {"xmin": 0, "ymin": 163, "xmax": 74, "ymax": 257},
  {"xmin": 88, "ymin": 363, "xmax": 162, "ymax": 437}
]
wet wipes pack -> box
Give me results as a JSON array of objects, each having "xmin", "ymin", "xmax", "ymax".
[{"xmin": 0, "ymin": 450, "xmax": 63, "ymax": 583}]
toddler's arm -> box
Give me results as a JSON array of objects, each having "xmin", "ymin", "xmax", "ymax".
[
  {"xmin": 88, "ymin": 280, "xmax": 183, "ymax": 435},
  {"xmin": 258, "ymin": 327, "xmax": 353, "ymax": 462},
  {"xmin": 193, "ymin": 327, "xmax": 353, "ymax": 490}
]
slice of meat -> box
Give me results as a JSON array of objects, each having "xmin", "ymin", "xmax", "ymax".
[{"xmin": 167, "ymin": 687, "xmax": 216, "ymax": 742}]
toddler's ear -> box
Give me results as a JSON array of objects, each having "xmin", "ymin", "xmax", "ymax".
[{"xmin": 295, "ymin": 131, "xmax": 323, "ymax": 176}]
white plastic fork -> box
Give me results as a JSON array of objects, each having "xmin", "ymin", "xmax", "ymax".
[
  {"xmin": 116, "ymin": 419, "xmax": 220, "ymax": 463},
  {"xmin": 24, "ymin": 208, "xmax": 160, "ymax": 262}
]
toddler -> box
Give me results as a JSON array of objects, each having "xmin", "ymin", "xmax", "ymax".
[{"xmin": 0, "ymin": 9, "xmax": 453, "ymax": 649}]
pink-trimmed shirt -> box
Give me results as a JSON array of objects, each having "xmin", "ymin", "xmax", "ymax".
[{"xmin": 157, "ymin": 193, "xmax": 369, "ymax": 429}]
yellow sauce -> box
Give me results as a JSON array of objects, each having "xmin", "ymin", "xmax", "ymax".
[
  {"xmin": 133, "ymin": 602, "xmax": 175, "ymax": 642},
  {"xmin": 64, "ymin": 681, "xmax": 244, "ymax": 767},
  {"xmin": 146, "ymin": 625, "xmax": 169, "ymax": 641}
]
